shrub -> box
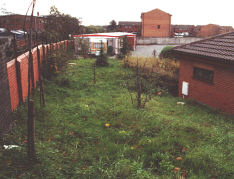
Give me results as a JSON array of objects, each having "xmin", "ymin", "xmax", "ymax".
[
  {"xmin": 42, "ymin": 44, "xmax": 75, "ymax": 80},
  {"xmin": 107, "ymin": 46, "xmax": 115, "ymax": 56},
  {"xmin": 159, "ymin": 46, "xmax": 174, "ymax": 59},
  {"xmin": 117, "ymin": 36, "xmax": 131, "ymax": 59},
  {"xmin": 58, "ymin": 77, "xmax": 70, "ymax": 87},
  {"xmin": 74, "ymin": 38, "xmax": 89, "ymax": 58},
  {"xmin": 95, "ymin": 42, "xmax": 109, "ymax": 67},
  {"xmin": 123, "ymin": 56, "xmax": 179, "ymax": 96}
]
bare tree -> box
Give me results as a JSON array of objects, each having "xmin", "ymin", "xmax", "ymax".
[{"xmin": 125, "ymin": 60, "xmax": 152, "ymax": 109}]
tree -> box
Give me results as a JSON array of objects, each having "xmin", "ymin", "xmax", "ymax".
[
  {"xmin": 107, "ymin": 20, "xmax": 117, "ymax": 32},
  {"xmin": 96, "ymin": 41, "xmax": 108, "ymax": 67},
  {"xmin": 85, "ymin": 25, "xmax": 105, "ymax": 34},
  {"xmin": 44, "ymin": 6, "xmax": 81, "ymax": 42},
  {"xmin": 74, "ymin": 37, "xmax": 89, "ymax": 57},
  {"xmin": 118, "ymin": 36, "xmax": 131, "ymax": 59}
]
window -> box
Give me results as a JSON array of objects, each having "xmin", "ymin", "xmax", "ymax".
[
  {"xmin": 157, "ymin": 25, "xmax": 160, "ymax": 29},
  {"xmin": 193, "ymin": 67, "xmax": 214, "ymax": 83},
  {"xmin": 94, "ymin": 43, "xmax": 104, "ymax": 49}
]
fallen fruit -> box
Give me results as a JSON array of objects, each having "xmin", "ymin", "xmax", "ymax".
[
  {"xmin": 174, "ymin": 167, "xmax": 180, "ymax": 173},
  {"xmin": 176, "ymin": 156, "xmax": 182, "ymax": 161},
  {"xmin": 105, "ymin": 123, "xmax": 110, "ymax": 127}
]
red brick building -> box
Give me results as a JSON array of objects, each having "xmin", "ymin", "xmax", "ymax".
[
  {"xmin": 117, "ymin": 21, "xmax": 141, "ymax": 35},
  {"xmin": 197, "ymin": 24, "xmax": 234, "ymax": 38},
  {"xmin": 0, "ymin": 14, "xmax": 45, "ymax": 32},
  {"xmin": 197, "ymin": 24, "xmax": 221, "ymax": 37},
  {"xmin": 141, "ymin": 8, "xmax": 171, "ymax": 37},
  {"xmin": 220, "ymin": 26, "xmax": 234, "ymax": 34},
  {"xmin": 172, "ymin": 32, "xmax": 234, "ymax": 114}
]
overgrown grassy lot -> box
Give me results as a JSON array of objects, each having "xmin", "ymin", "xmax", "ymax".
[{"xmin": 1, "ymin": 59, "xmax": 233, "ymax": 178}]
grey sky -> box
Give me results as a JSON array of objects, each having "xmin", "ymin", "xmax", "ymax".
[{"xmin": 1, "ymin": 0, "xmax": 234, "ymax": 27}]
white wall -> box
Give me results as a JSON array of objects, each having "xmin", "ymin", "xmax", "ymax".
[{"xmin": 137, "ymin": 37, "xmax": 203, "ymax": 45}]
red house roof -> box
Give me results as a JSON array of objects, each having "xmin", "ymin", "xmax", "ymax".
[
  {"xmin": 118, "ymin": 21, "xmax": 141, "ymax": 26},
  {"xmin": 141, "ymin": 8, "xmax": 172, "ymax": 16},
  {"xmin": 172, "ymin": 32, "xmax": 234, "ymax": 62}
]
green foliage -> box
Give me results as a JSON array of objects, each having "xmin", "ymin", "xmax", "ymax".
[
  {"xmin": 95, "ymin": 41, "xmax": 109, "ymax": 67},
  {"xmin": 75, "ymin": 38, "xmax": 89, "ymax": 57},
  {"xmin": 42, "ymin": 45, "xmax": 75, "ymax": 80},
  {"xmin": 123, "ymin": 56, "xmax": 179, "ymax": 96},
  {"xmin": 107, "ymin": 20, "xmax": 117, "ymax": 32},
  {"xmin": 118, "ymin": 36, "xmax": 131, "ymax": 59},
  {"xmin": 85, "ymin": 25, "xmax": 106, "ymax": 34},
  {"xmin": 1, "ymin": 59, "xmax": 233, "ymax": 178},
  {"xmin": 107, "ymin": 46, "xmax": 114, "ymax": 56},
  {"xmin": 44, "ymin": 6, "xmax": 81, "ymax": 42},
  {"xmin": 159, "ymin": 46, "xmax": 174, "ymax": 59}
]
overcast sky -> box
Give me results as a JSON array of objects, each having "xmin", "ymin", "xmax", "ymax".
[{"xmin": 1, "ymin": 0, "xmax": 234, "ymax": 27}]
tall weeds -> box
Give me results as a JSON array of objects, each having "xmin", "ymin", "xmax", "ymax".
[
  {"xmin": 123, "ymin": 56, "xmax": 180, "ymax": 96},
  {"xmin": 123, "ymin": 56, "xmax": 179, "ymax": 79}
]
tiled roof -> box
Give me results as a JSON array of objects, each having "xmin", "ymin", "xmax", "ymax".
[
  {"xmin": 118, "ymin": 21, "xmax": 141, "ymax": 26},
  {"xmin": 171, "ymin": 25, "xmax": 194, "ymax": 29},
  {"xmin": 173, "ymin": 32, "xmax": 234, "ymax": 62},
  {"xmin": 142, "ymin": 8, "xmax": 172, "ymax": 16}
]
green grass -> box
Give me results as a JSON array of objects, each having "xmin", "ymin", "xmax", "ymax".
[{"xmin": 0, "ymin": 59, "xmax": 233, "ymax": 179}]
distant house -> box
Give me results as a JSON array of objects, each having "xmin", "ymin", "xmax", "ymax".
[
  {"xmin": 141, "ymin": 8, "xmax": 172, "ymax": 37},
  {"xmin": 220, "ymin": 26, "xmax": 234, "ymax": 34},
  {"xmin": 117, "ymin": 21, "xmax": 141, "ymax": 35},
  {"xmin": 197, "ymin": 24, "xmax": 221, "ymax": 38},
  {"xmin": 0, "ymin": 14, "xmax": 44, "ymax": 32},
  {"xmin": 73, "ymin": 32, "xmax": 136, "ymax": 55},
  {"xmin": 197, "ymin": 24, "xmax": 234, "ymax": 38},
  {"xmin": 172, "ymin": 32, "xmax": 234, "ymax": 114}
]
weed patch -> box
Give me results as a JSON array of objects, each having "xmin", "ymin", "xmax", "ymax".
[{"xmin": 0, "ymin": 59, "xmax": 233, "ymax": 178}]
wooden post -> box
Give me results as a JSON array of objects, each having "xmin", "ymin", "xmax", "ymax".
[
  {"xmin": 36, "ymin": 37, "xmax": 45, "ymax": 107},
  {"xmin": 93, "ymin": 63, "xmax": 96, "ymax": 84},
  {"xmin": 27, "ymin": 0, "xmax": 36, "ymax": 161},
  {"xmin": 29, "ymin": 51, "xmax": 35, "ymax": 91},
  {"xmin": 16, "ymin": 61, "xmax": 23, "ymax": 104},
  {"xmin": 41, "ymin": 44, "xmax": 46, "ymax": 107},
  {"xmin": 136, "ymin": 62, "xmax": 141, "ymax": 109},
  {"xmin": 27, "ymin": 99, "xmax": 35, "ymax": 159}
]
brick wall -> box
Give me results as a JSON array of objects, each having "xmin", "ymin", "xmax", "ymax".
[
  {"xmin": 141, "ymin": 9, "xmax": 171, "ymax": 37},
  {"xmin": 198, "ymin": 24, "xmax": 220, "ymax": 37},
  {"xmin": 6, "ymin": 40, "xmax": 71, "ymax": 112},
  {"xmin": 197, "ymin": 24, "xmax": 234, "ymax": 38},
  {"xmin": 0, "ymin": 37, "xmax": 13, "ymax": 136},
  {"xmin": 179, "ymin": 56, "xmax": 234, "ymax": 114},
  {"xmin": 1, "ymin": 39, "xmax": 71, "ymax": 136}
]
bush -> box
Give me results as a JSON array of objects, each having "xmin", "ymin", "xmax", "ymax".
[
  {"xmin": 42, "ymin": 44, "xmax": 75, "ymax": 80},
  {"xmin": 58, "ymin": 77, "xmax": 70, "ymax": 87},
  {"xmin": 159, "ymin": 46, "xmax": 174, "ymax": 59},
  {"xmin": 117, "ymin": 36, "xmax": 131, "ymax": 59},
  {"xmin": 95, "ymin": 43, "xmax": 109, "ymax": 67},
  {"xmin": 123, "ymin": 56, "xmax": 179, "ymax": 96},
  {"xmin": 74, "ymin": 38, "xmax": 89, "ymax": 58},
  {"xmin": 107, "ymin": 46, "xmax": 115, "ymax": 56}
]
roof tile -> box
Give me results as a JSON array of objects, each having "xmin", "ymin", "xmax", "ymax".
[{"xmin": 173, "ymin": 32, "xmax": 234, "ymax": 62}]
